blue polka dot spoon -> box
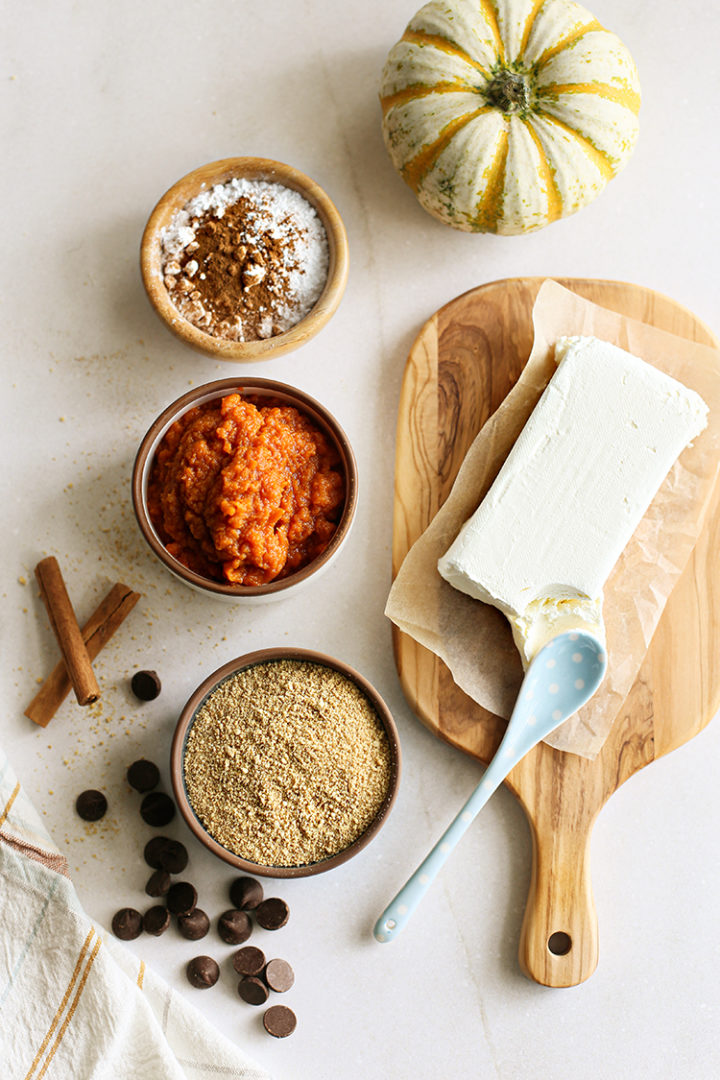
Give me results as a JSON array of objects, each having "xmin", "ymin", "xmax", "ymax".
[{"xmin": 374, "ymin": 631, "xmax": 607, "ymax": 943}]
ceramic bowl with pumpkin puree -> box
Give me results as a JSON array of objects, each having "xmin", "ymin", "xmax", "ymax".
[{"xmin": 132, "ymin": 378, "xmax": 357, "ymax": 601}]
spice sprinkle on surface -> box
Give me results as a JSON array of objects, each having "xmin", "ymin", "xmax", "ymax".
[{"xmin": 183, "ymin": 660, "xmax": 393, "ymax": 867}]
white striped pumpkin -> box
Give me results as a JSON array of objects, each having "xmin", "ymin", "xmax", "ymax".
[{"xmin": 380, "ymin": 0, "xmax": 641, "ymax": 234}]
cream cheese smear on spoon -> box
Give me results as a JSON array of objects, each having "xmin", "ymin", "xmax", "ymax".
[{"xmin": 438, "ymin": 336, "xmax": 709, "ymax": 666}]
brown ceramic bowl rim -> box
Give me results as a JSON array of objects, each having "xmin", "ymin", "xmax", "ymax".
[
  {"xmin": 170, "ymin": 648, "xmax": 401, "ymax": 877},
  {"xmin": 131, "ymin": 377, "xmax": 357, "ymax": 598},
  {"xmin": 140, "ymin": 156, "xmax": 349, "ymax": 362}
]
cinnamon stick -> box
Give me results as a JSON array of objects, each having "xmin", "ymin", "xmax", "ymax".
[
  {"xmin": 26, "ymin": 581, "xmax": 141, "ymax": 727},
  {"xmin": 34, "ymin": 557, "xmax": 100, "ymax": 707}
]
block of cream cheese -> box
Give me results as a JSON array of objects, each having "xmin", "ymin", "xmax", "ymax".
[{"xmin": 437, "ymin": 335, "xmax": 709, "ymax": 666}]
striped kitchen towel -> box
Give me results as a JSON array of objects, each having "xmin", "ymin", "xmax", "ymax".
[{"xmin": 0, "ymin": 747, "xmax": 271, "ymax": 1080}]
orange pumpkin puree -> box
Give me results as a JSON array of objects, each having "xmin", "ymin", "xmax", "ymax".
[{"xmin": 147, "ymin": 394, "xmax": 345, "ymax": 585}]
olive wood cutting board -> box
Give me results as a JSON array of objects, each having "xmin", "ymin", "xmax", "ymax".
[{"xmin": 392, "ymin": 277, "xmax": 720, "ymax": 988}]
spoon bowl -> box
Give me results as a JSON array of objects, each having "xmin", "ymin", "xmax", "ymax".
[{"xmin": 374, "ymin": 631, "xmax": 606, "ymax": 942}]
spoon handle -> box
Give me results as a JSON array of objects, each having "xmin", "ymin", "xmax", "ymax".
[
  {"xmin": 373, "ymin": 733, "xmax": 522, "ymax": 943},
  {"xmin": 373, "ymin": 632, "xmax": 607, "ymax": 944}
]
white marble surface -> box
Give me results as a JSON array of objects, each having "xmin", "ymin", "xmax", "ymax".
[{"xmin": 3, "ymin": 2, "xmax": 720, "ymax": 1078}]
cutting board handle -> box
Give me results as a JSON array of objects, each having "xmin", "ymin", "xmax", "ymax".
[{"xmin": 518, "ymin": 811, "xmax": 599, "ymax": 987}]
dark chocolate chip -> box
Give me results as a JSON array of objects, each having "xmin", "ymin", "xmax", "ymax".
[
  {"xmin": 186, "ymin": 955, "xmax": 219, "ymax": 989},
  {"xmin": 232, "ymin": 946, "xmax": 266, "ymax": 977},
  {"xmin": 218, "ymin": 909, "xmax": 252, "ymax": 945},
  {"xmin": 177, "ymin": 908, "xmax": 210, "ymax": 941},
  {"xmin": 238, "ymin": 976, "xmax": 269, "ymax": 1006},
  {"xmin": 145, "ymin": 869, "xmax": 171, "ymax": 898},
  {"xmin": 158, "ymin": 838, "xmax": 188, "ymax": 874},
  {"xmin": 140, "ymin": 792, "xmax": 175, "ymax": 827},
  {"xmin": 75, "ymin": 789, "xmax": 107, "ymax": 822},
  {"xmin": 112, "ymin": 907, "xmax": 143, "ymax": 940},
  {"xmin": 229, "ymin": 876, "xmax": 263, "ymax": 911},
  {"xmin": 143, "ymin": 905, "xmax": 170, "ymax": 936},
  {"xmin": 166, "ymin": 881, "xmax": 197, "ymax": 916},
  {"xmin": 263, "ymin": 1005, "xmax": 297, "ymax": 1038},
  {"xmin": 144, "ymin": 836, "xmax": 172, "ymax": 869},
  {"xmin": 131, "ymin": 670, "xmax": 162, "ymax": 702},
  {"xmin": 264, "ymin": 958, "xmax": 295, "ymax": 993},
  {"xmin": 127, "ymin": 758, "xmax": 160, "ymax": 792},
  {"xmin": 255, "ymin": 898, "xmax": 289, "ymax": 931}
]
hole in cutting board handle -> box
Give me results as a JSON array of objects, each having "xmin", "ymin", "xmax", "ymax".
[{"xmin": 547, "ymin": 931, "xmax": 572, "ymax": 956}]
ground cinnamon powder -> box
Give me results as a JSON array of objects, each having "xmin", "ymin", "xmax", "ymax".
[{"xmin": 161, "ymin": 180, "xmax": 329, "ymax": 341}]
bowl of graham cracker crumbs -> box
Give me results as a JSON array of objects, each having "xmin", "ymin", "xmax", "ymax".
[
  {"xmin": 170, "ymin": 649, "xmax": 401, "ymax": 877},
  {"xmin": 140, "ymin": 157, "xmax": 349, "ymax": 362}
]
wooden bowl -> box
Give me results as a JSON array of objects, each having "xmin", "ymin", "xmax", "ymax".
[
  {"xmin": 170, "ymin": 648, "xmax": 401, "ymax": 877},
  {"xmin": 140, "ymin": 157, "xmax": 349, "ymax": 362},
  {"xmin": 131, "ymin": 377, "xmax": 357, "ymax": 601}
]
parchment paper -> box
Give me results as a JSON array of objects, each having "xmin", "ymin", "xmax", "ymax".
[{"xmin": 385, "ymin": 280, "xmax": 720, "ymax": 758}]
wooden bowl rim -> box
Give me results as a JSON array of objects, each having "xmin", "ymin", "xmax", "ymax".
[
  {"xmin": 140, "ymin": 156, "xmax": 349, "ymax": 362},
  {"xmin": 170, "ymin": 648, "xmax": 402, "ymax": 877}
]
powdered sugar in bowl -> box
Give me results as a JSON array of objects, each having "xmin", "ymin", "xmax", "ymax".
[{"xmin": 140, "ymin": 158, "xmax": 349, "ymax": 362}]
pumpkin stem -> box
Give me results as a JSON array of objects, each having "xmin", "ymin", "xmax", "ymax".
[{"xmin": 484, "ymin": 67, "xmax": 532, "ymax": 115}]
